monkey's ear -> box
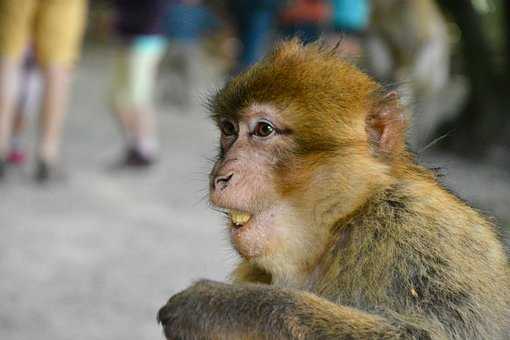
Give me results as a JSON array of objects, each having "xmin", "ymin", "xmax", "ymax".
[{"xmin": 366, "ymin": 91, "xmax": 407, "ymax": 157}]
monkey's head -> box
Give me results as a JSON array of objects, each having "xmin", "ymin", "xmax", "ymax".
[{"xmin": 209, "ymin": 40, "xmax": 407, "ymax": 279}]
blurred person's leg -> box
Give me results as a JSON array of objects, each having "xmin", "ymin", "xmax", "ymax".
[
  {"xmin": 130, "ymin": 37, "xmax": 166, "ymax": 160},
  {"xmin": 33, "ymin": 0, "xmax": 87, "ymax": 181},
  {"xmin": 111, "ymin": 36, "xmax": 167, "ymax": 167},
  {"xmin": 8, "ymin": 55, "xmax": 40, "ymax": 165},
  {"xmin": 230, "ymin": 1, "xmax": 277, "ymax": 74},
  {"xmin": 8, "ymin": 109, "xmax": 28, "ymax": 165},
  {"xmin": 9, "ymin": 96, "xmax": 30, "ymax": 166},
  {"xmin": 111, "ymin": 46, "xmax": 138, "ymax": 143},
  {"xmin": 0, "ymin": 0, "xmax": 36, "ymax": 176},
  {"xmin": 0, "ymin": 59, "xmax": 21, "ymax": 173},
  {"xmin": 239, "ymin": 10, "xmax": 274, "ymax": 70},
  {"xmin": 37, "ymin": 66, "xmax": 71, "ymax": 166}
]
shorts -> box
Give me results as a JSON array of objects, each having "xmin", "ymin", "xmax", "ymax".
[
  {"xmin": 111, "ymin": 36, "xmax": 167, "ymax": 111},
  {"xmin": 0, "ymin": 0, "xmax": 87, "ymax": 66}
]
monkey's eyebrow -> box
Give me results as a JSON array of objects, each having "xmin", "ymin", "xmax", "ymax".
[
  {"xmin": 212, "ymin": 114, "xmax": 237, "ymax": 124},
  {"xmin": 210, "ymin": 112, "xmax": 239, "ymax": 123}
]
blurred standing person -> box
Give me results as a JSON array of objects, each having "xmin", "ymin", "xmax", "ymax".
[
  {"xmin": 0, "ymin": 0, "xmax": 88, "ymax": 181},
  {"xmin": 279, "ymin": 0, "xmax": 331, "ymax": 44},
  {"xmin": 227, "ymin": 0, "xmax": 281, "ymax": 74},
  {"xmin": 111, "ymin": 0, "xmax": 169, "ymax": 167}
]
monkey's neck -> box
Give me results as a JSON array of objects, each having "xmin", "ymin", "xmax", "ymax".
[
  {"xmin": 304, "ymin": 175, "xmax": 441, "ymax": 300},
  {"xmin": 234, "ymin": 171, "xmax": 439, "ymax": 291}
]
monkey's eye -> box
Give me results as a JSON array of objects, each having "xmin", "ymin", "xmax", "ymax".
[
  {"xmin": 219, "ymin": 120, "xmax": 236, "ymax": 136},
  {"xmin": 253, "ymin": 121, "xmax": 274, "ymax": 138}
]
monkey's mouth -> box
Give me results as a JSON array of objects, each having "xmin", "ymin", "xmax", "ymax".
[{"xmin": 228, "ymin": 210, "xmax": 252, "ymax": 228}]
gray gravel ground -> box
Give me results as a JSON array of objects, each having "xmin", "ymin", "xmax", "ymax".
[{"xmin": 0, "ymin": 46, "xmax": 508, "ymax": 340}]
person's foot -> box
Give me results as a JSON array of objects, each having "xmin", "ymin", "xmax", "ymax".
[
  {"xmin": 122, "ymin": 148, "xmax": 156, "ymax": 168},
  {"xmin": 7, "ymin": 149, "xmax": 26, "ymax": 166},
  {"xmin": 0, "ymin": 158, "xmax": 6, "ymax": 180},
  {"xmin": 35, "ymin": 159, "xmax": 51, "ymax": 183},
  {"xmin": 34, "ymin": 159, "xmax": 66, "ymax": 184}
]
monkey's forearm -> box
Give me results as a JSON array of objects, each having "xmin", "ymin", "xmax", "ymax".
[
  {"xmin": 159, "ymin": 280, "xmax": 411, "ymax": 339},
  {"xmin": 285, "ymin": 290, "xmax": 406, "ymax": 339}
]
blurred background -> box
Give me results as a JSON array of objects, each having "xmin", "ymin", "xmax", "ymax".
[{"xmin": 0, "ymin": 0, "xmax": 508, "ymax": 339}]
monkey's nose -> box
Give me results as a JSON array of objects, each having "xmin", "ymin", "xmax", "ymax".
[{"xmin": 214, "ymin": 173, "xmax": 233, "ymax": 190}]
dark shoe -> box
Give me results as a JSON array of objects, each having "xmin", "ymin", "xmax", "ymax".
[
  {"xmin": 122, "ymin": 148, "xmax": 155, "ymax": 168},
  {"xmin": 34, "ymin": 160, "xmax": 66, "ymax": 184},
  {"xmin": 35, "ymin": 160, "xmax": 50, "ymax": 183},
  {"xmin": 0, "ymin": 159, "xmax": 6, "ymax": 180}
]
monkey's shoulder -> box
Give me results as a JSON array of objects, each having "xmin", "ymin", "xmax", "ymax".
[{"xmin": 325, "ymin": 182, "xmax": 509, "ymax": 332}]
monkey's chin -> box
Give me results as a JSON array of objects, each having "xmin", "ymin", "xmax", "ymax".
[
  {"xmin": 230, "ymin": 218, "xmax": 261, "ymax": 259},
  {"xmin": 213, "ymin": 203, "xmax": 284, "ymax": 259},
  {"xmin": 227, "ymin": 207, "xmax": 282, "ymax": 260}
]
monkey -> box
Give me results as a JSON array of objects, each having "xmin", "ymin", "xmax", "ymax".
[{"xmin": 158, "ymin": 40, "xmax": 510, "ymax": 339}]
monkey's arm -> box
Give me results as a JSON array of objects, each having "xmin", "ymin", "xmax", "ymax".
[{"xmin": 158, "ymin": 280, "xmax": 418, "ymax": 340}]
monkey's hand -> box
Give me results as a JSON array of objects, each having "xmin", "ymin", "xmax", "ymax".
[
  {"xmin": 157, "ymin": 279, "xmax": 407, "ymax": 340},
  {"xmin": 157, "ymin": 279, "xmax": 289, "ymax": 339}
]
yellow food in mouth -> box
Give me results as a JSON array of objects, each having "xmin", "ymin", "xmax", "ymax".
[{"xmin": 229, "ymin": 210, "xmax": 252, "ymax": 227}]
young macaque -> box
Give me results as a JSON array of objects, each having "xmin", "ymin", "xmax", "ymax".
[{"xmin": 158, "ymin": 40, "xmax": 509, "ymax": 339}]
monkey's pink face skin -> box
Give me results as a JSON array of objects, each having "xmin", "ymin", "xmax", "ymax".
[{"xmin": 209, "ymin": 104, "xmax": 293, "ymax": 259}]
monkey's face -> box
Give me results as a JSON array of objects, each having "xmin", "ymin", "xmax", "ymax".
[
  {"xmin": 207, "ymin": 41, "xmax": 398, "ymax": 275},
  {"xmin": 209, "ymin": 103, "xmax": 304, "ymax": 260},
  {"xmin": 209, "ymin": 102, "xmax": 385, "ymax": 271}
]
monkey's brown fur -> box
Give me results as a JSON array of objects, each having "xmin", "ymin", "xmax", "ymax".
[{"xmin": 159, "ymin": 40, "xmax": 510, "ymax": 339}]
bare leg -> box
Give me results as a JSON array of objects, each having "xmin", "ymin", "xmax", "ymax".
[
  {"xmin": 6, "ymin": 108, "xmax": 28, "ymax": 165},
  {"xmin": 111, "ymin": 37, "xmax": 165, "ymax": 166},
  {"xmin": 37, "ymin": 64, "xmax": 71, "ymax": 164},
  {"xmin": 12, "ymin": 109, "xmax": 27, "ymax": 139},
  {"xmin": 12, "ymin": 63, "xmax": 38, "ymax": 143},
  {"xmin": 133, "ymin": 105, "xmax": 157, "ymax": 157},
  {"xmin": 115, "ymin": 107, "xmax": 137, "ymax": 142},
  {"xmin": 128, "ymin": 40, "xmax": 163, "ymax": 158},
  {"xmin": 0, "ymin": 58, "xmax": 20, "ymax": 160},
  {"xmin": 111, "ymin": 47, "xmax": 139, "ymax": 150}
]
